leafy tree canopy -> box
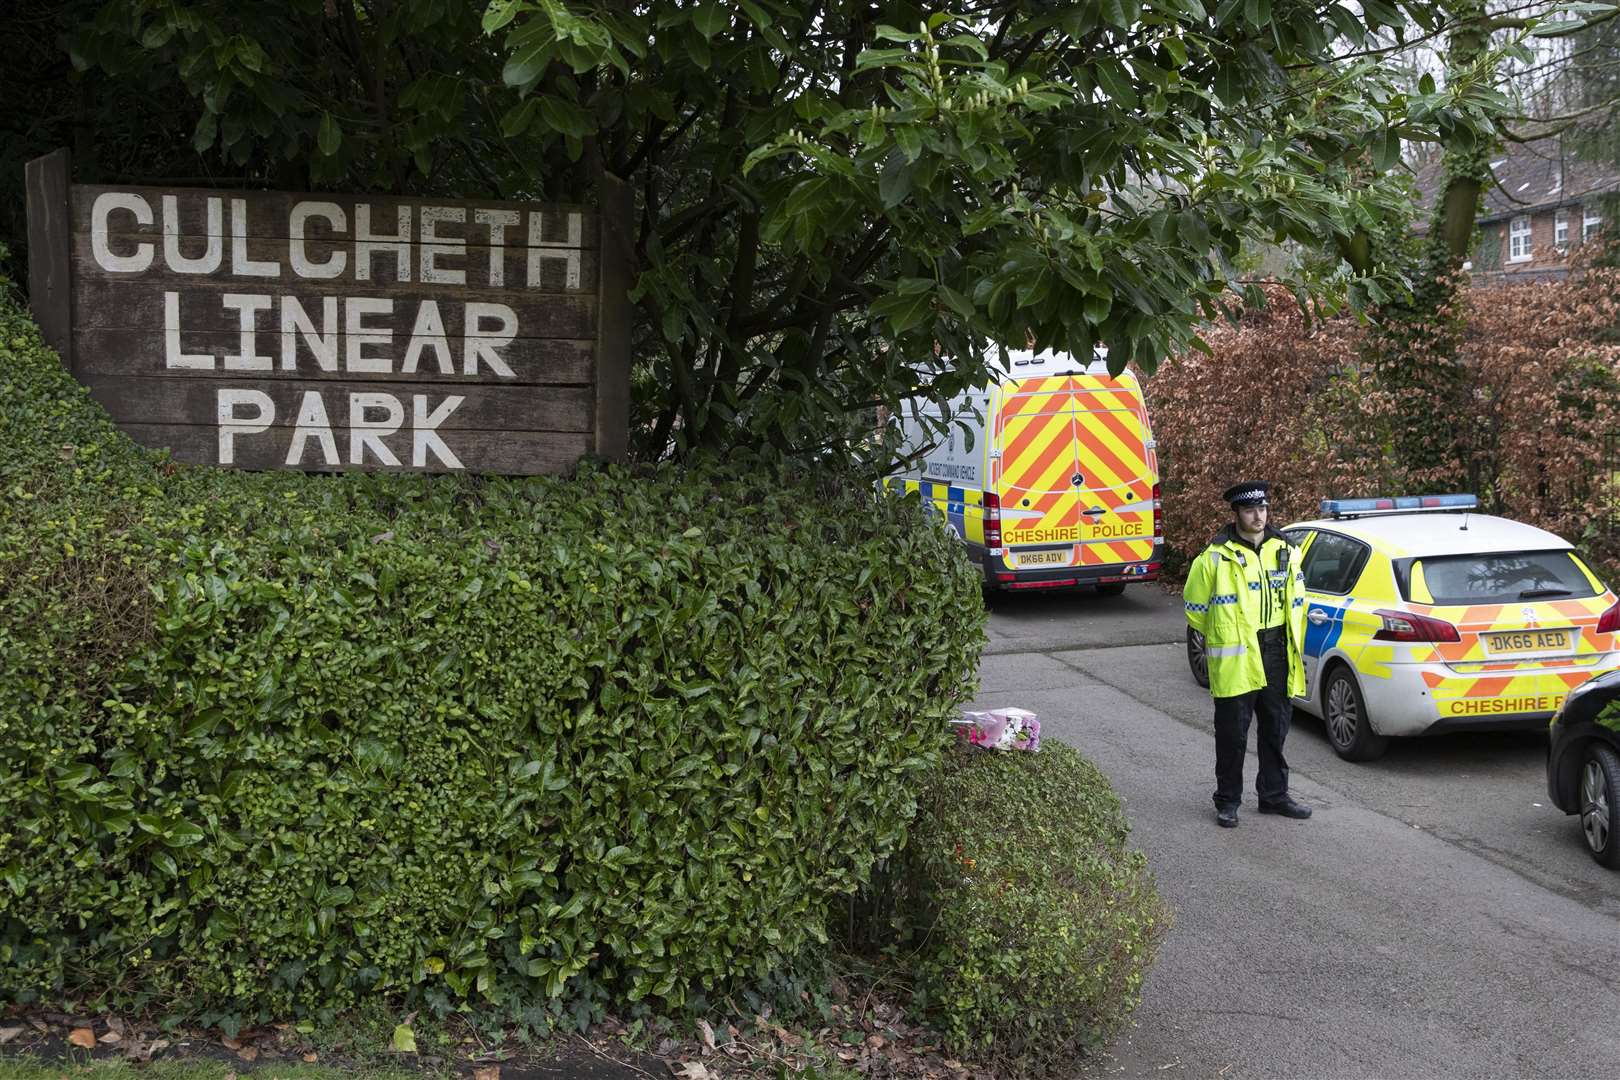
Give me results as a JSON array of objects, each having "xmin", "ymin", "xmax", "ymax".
[{"xmin": 13, "ymin": 2, "xmax": 1525, "ymax": 463}]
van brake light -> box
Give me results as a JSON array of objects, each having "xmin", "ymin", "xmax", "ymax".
[
  {"xmin": 1373, "ymin": 609, "xmax": 1461, "ymax": 643},
  {"xmin": 984, "ymin": 492, "xmax": 1002, "ymax": 548},
  {"xmin": 1152, "ymin": 481, "xmax": 1162, "ymax": 541}
]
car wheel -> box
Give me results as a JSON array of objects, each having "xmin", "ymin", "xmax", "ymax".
[
  {"xmin": 1578, "ymin": 744, "xmax": 1620, "ymax": 869},
  {"xmin": 1187, "ymin": 627, "xmax": 1209, "ymax": 689},
  {"xmin": 1323, "ymin": 665, "xmax": 1388, "ymax": 762},
  {"xmin": 1096, "ymin": 582, "xmax": 1126, "ymax": 597}
]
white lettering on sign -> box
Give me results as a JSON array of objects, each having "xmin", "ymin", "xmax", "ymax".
[
  {"xmin": 401, "ymin": 301, "xmax": 454, "ymax": 375},
  {"xmin": 221, "ymin": 293, "xmax": 274, "ymax": 370},
  {"xmin": 217, "ymin": 389, "xmax": 469, "ymax": 469},
  {"xmin": 350, "ymin": 392, "xmax": 404, "ymax": 465},
  {"xmin": 285, "ymin": 390, "xmax": 339, "ymax": 467},
  {"xmin": 528, "ymin": 211, "xmax": 582, "ymax": 289},
  {"xmin": 413, "ymin": 395, "xmax": 465, "ymax": 469},
  {"xmin": 91, "ymin": 193, "xmax": 588, "ymax": 287},
  {"xmin": 217, "ymin": 389, "xmax": 274, "ymax": 464},
  {"xmin": 91, "ymin": 192, "xmax": 155, "ymax": 273},
  {"xmin": 80, "ymin": 189, "xmax": 595, "ymax": 472},
  {"xmin": 345, "ymin": 297, "xmax": 394, "ymax": 374},
  {"xmin": 280, "ymin": 296, "xmax": 339, "ymax": 371},
  {"xmin": 464, "ymin": 303, "xmax": 516, "ymax": 377},
  {"xmin": 419, "ymin": 206, "xmax": 467, "ymax": 285},
  {"xmin": 475, "ymin": 208, "xmax": 520, "ymax": 286},
  {"xmin": 231, "ymin": 199, "xmax": 281, "ymax": 277},
  {"xmin": 162, "ymin": 195, "xmax": 222, "ymax": 274},
  {"xmin": 164, "ymin": 291, "xmax": 214, "ymax": 369},
  {"xmin": 289, "ymin": 201, "xmax": 347, "ymax": 279},
  {"xmin": 355, "ymin": 204, "xmax": 412, "ymax": 282}
]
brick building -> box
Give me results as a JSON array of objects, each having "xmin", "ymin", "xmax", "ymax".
[{"xmin": 1414, "ymin": 135, "xmax": 1620, "ymax": 286}]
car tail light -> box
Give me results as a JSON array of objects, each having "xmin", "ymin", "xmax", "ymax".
[
  {"xmin": 1598, "ymin": 599, "xmax": 1620, "ymax": 635},
  {"xmin": 1373, "ymin": 609, "xmax": 1461, "ymax": 643},
  {"xmin": 984, "ymin": 492, "xmax": 1002, "ymax": 548}
]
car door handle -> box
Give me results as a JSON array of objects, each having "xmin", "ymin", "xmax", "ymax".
[{"xmin": 1307, "ymin": 608, "xmax": 1330, "ymax": 625}]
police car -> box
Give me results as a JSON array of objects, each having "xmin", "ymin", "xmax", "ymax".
[{"xmin": 1187, "ymin": 495, "xmax": 1620, "ymax": 761}]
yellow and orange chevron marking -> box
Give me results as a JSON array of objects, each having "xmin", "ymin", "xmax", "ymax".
[
  {"xmin": 994, "ymin": 374, "xmax": 1156, "ymax": 566},
  {"xmin": 1418, "ymin": 666, "xmax": 1595, "ymax": 718},
  {"xmin": 997, "ymin": 379, "xmax": 1081, "ymax": 544},
  {"xmin": 1426, "ymin": 598, "xmax": 1615, "ymax": 666},
  {"xmin": 1397, "ymin": 594, "xmax": 1618, "ymax": 716}
]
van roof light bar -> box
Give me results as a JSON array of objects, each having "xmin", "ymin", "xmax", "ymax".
[{"xmin": 1320, "ymin": 494, "xmax": 1478, "ymax": 520}]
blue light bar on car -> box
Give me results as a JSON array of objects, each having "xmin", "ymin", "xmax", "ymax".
[{"xmin": 1320, "ymin": 494, "xmax": 1478, "ymax": 519}]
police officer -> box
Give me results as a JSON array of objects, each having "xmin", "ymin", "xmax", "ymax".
[{"xmin": 1183, "ymin": 482, "xmax": 1312, "ymax": 828}]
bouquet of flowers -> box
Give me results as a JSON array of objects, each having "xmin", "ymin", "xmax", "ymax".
[{"xmin": 954, "ymin": 707, "xmax": 1041, "ymax": 752}]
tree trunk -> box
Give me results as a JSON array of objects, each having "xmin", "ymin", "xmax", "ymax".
[{"xmin": 1366, "ymin": 0, "xmax": 1491, "ymax": 496}]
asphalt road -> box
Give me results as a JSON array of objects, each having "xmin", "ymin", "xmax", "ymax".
[{"xmin": 975, "ymin": 583, "xmax": 1620, "ymax": 1080}]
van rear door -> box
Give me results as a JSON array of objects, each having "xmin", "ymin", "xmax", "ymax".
[
  {"xmin": 995, "ymin": 377, "xmax": 1083, "ymax": 568},
  {"xmin": 1069, "ymin": 372, "xmax": 1157, "ymax": 569}
]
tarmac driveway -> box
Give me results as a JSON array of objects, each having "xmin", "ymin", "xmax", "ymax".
[{"xmin": 976, "ymin": 584, "xmax": 1620, "ymax": 1080}]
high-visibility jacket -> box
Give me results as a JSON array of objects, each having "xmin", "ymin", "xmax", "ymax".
[{"xmin": 1184, "ymin": 526, "xmax": 1307, "ymax": 699}]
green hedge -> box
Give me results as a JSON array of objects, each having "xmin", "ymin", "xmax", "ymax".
[
  {"xmin": 884, "ymin": 744, "xmax": 1167, "ymax": 1070},
  {"xmin": 0, "ymin": 290, "xmax": 986, "ymax": 1022}
]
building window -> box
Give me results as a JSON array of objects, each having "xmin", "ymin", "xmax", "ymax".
[
  {"xmin": 1509, "ymin": 215, "xmax": 1533, "ymax": 262},
  {"xmin": 1555, "ymin": 210, "xmax": 1570, "ymax": 249},
  {"xmin": 1585, "ymin": 206, "xmax": 1603, "ymax": 242}
]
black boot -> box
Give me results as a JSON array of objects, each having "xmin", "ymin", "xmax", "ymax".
[{"xmin": 1258, "ymin": 796, "xmax": 1312, "ymax": 819}]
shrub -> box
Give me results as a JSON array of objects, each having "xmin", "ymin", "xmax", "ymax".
[
  {"xmin": 0, "ymin": 289, "xmax": 987, "ymax": 1023},
  {"xmin": 868, "ymin": 744, "xmax": 1166, "ymax": 1071},
  {"xmin": 1149, "ymin": 273, "xmax": 1620, "ymax": 582}
]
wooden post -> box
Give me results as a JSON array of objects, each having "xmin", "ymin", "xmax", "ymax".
[
  {"xmin": 25, "ymin": 148, "xmax": 73, "ymax": 370},
  {"xmin": 594, "ymin": 170, "xmax": 633, "ymax": 462}
]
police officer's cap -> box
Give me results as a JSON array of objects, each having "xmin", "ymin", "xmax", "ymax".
[{"xmin": 1223, "ymin": 481, "xmax": 1271, "ymax": 508}]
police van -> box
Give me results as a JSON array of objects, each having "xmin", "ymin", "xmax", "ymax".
[{"xmin": 888, "ymin": 349, "xmax": 1163, "ymax": 592}]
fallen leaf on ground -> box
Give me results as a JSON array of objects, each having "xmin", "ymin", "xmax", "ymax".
[
  {"xmin": 303, "ymin": 1052, "xmax": 319, "ymax": 1063},
  {"xmin": 472, "ymin": 1067, "xmax": 500, "ymax": 1080},
  {"xmin": 673, "ymin": 1063, "xmax": 711, "ymax": 1080},
  {"xmin": 866, "ymin": 1034, "xmax": 886, "ymax": 1050},
  {"xmin": 0, "ymin": 1027, "xmax": 23, "ymax": 1046},
  {"xmin": 392, "ymin": 1023, "xmax": 418, "ymax": 1053},
  {"xmin": 29, "ymin": 1019, "xmax": 49, "ymax": 1033},
  {"xmin": 237, "ymin": 1046, "xmax": 259, "ymax": 1062},
  {"xmin": 98, "ymin": 1031, "xmax": 122, "ymax": 1044},
  {"xmin": 696, "ymin": 1019, "xmax": 716, "ymax": 1052},
  {"xmin": 68, "ymin": 1028, "xmax": 96, "ymax": 1049},
  {"xmin": 220, "ymin": 1036, "xmax": 242, "ymax": 1050}
]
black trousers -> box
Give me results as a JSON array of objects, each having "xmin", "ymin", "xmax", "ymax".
[{"xmin": 1212, "ymin": 627, "xmax": 1291, "ymax": 809}]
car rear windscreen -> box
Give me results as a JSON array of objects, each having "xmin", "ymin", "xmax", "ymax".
[{"xmin": 1413, "ymin": 550, "xmax": 1596, "ymax": 605}]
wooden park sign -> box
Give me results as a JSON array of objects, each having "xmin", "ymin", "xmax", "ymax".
[{"xmin": 24, "ymin": 149, "xmax": 630, "ymax": 474}]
